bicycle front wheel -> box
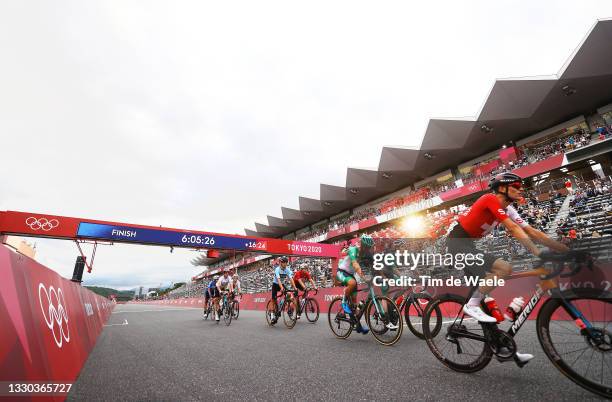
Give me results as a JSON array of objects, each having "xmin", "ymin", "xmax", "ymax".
[
  {"xmin": 283, "ymin": 298, "xmax": 298, "ymax": 329},
  {"xmin": 537, "ymin": 288, "xmax": 612, "ymax": 398},
  {"xmin": 327, "ymin": 296, "xmax": 353, "ymax": 339},
  {"xmin": 232, "ymin": 301, "xmax": 240, "ymax": 319},
  {"xmin": 423, "ymin": 294, "xmax": 492, "ymax": 373},
  {"xmin": 223, "ymin": 304, "xmax": 232, "ymax": 326},
  {"xmin": 305, "ymin": 298, "xmax": 320, "ymax": 323},
  {"xmin": 365, "ymin": 296, "xmax": 403, "ymax": 346},
  {"xmin": 405, "ymin": 292, "xmax": 441, "ymax": 340},
  {"xmin": 265, "ymin": 299, "xmax": 277, "ymax": 326}
]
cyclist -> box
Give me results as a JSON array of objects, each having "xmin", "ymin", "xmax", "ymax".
[
  {"xmin": 231, "ymin": 274, "xmax": 242, "ymax": 294},
  {"xmin": 447, "ymin": 172, "xmax": 570, "ymax": 363},
  {"xmin": 206, "ymin": 275, "xmax": 220, "ymax": 319},
  {"xmin": 215, "ymin": 270, "xmax": 234, "ymax": 321},
  {"xmin": 230, "ymin": 273, "xmax": 242, "ymax": 302},
  {"xmin": 335, "ymin": 233, "xmax": 379, "ymax": 334},
  {"xmin": 270, "ymin": 256, "xmax": 295, "ymax": 324},
  {"xmin": 293, "ymin": 267, "xmax": 317, "ymax": 319}
]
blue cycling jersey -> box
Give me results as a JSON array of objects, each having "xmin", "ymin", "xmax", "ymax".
[
  {"xmin": 208, "ymin": 280, "xmax": 217, "ymax": 289},
  {"xmin": 273, "ymin": 265, "xmax": 293, "ymax": 285}
]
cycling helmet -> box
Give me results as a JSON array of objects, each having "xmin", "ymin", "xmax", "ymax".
[
  {"xmin": 232, "ymin": 274, "xmax": 239, "ymax": 279},
  {"xmin": 213, "ymin": 275, "xmax": 220, "ymax": 280},
  {"xmin": 360, "ymin": 233, "xmax": 374, "ymax": 248},
  {"xmin": 279, "ymin": 256, "xmax": 289, "ymax": 263},
  {"xmin": 489, "ymin": 172, "xmax": 522, "ymax": 191},
  {"xmin": 489, "ymin": 172, "xmax": 523, "ymax": 201}
]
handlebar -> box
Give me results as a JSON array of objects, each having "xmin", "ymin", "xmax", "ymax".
[{"xmin": 536, "ymin": 250, "xmax": 593, "ymax": 280}]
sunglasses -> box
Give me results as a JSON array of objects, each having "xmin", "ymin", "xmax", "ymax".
[{"xmin": 509, "ymin": 182, "xmax": 523, "ymax": 190}]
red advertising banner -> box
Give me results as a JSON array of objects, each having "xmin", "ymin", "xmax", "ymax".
[
  {"xmin": 0, "ymin": 211, "xmax": 341, "ymax": 259},
  {"xmin": 0, "ymin": 245, "xmax": 114, "ymax": 400},
  {"xmin": 438, "ymin": 180, "xmax": 486, "ymax": 202},
  {"xmin": 512, "ymin": 153, "xmax": 565, "ymax": 179},
  {"xmin": 499, "ymin": 146, "xmax": 518, "ymax": 163}
]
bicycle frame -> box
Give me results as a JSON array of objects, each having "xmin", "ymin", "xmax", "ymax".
[{"xmin": 453, "ymin": 266, "xmax": 597, "ymax": 341}]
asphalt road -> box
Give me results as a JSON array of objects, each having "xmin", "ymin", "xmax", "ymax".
[{"xmin": 68, "ymin": 303, "xmax": 607, "ymax": 401}]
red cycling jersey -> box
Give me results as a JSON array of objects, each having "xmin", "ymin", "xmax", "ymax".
[
  {"xmin": 457, "ymin": 193, "xmax": 520, "ymax": 238},
  {"xmin": 294, "ymin": 270, "xmax": 312, "ymax": 282}
]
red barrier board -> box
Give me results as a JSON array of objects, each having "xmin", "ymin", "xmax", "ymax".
[
  {"xmin": 140, "ymin": 263, "xmax": 610, "ymax": 321},
  {"xmin": 0, "ymin": 245, "xmax": 114, "ymax": 401}
]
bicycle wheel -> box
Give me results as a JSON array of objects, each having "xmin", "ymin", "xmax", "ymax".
[
  {"xmin": 305, "ymin": 298, "xmax": 320, "ymax": 323},
  {"xmin": 283, "ymin": 298, "xmax": 298, "ymax": 329},
  {"xmin": 265, "ymin": 299, "xmax": 277, "ymax": 326},
  {"xmin": 405, "ymin": 292, "xmax": 441, "ymax": 340},
  {"xmin": 537, "ymin": 288, "xmax": 612, "ymax": 398},
  {"xmin": 232, "ymin": 301, "xmax": 240, "ymax": 319},
  {"xmin": 365, "ymin": 296, "xmax": 403, "ymax": 346},
  {"xmin": 423, "ymin": 294, "xmax": 492, "ymax": 373},
  {"xmin": 327, "ymin": 296, "xmax": 353, "ymax": 339},
  {"xmin": 223, "ymin": 303, "xmax": 233, "ymax": 326}
]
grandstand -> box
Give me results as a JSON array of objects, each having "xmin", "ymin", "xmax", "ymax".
[{"xmin": 185, "ymin": 19, "xmax": 612, "ymax": 295}]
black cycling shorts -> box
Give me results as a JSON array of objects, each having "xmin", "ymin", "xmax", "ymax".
[
  {"xmin": 208, "ymin": 287, "xmax": 220, "ymax": 298},
  {"xmin": 294, "ymin": 280, "xmax": 307, "ymax": 292},
  {"xmin": 446, "ymin": 224, "xmax": 499, "ymax": 277}
]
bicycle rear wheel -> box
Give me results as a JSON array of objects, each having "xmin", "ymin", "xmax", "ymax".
[
  {"xmin": 365, "ymin": 296, "xmax": 403, "ymax": 346},
  {"xmin": 265, "ymin": 299, "xmax": 277, "ymax": 326},
  {"xmin": 423, "ymin": 294, "xmax": 492, "ymax": 372},
  {"xmin": 405, "ymin": 292, "xmax": 441, "ymax": 340},
  {"xmin": 305, "ymin": 298, "xmax": 320, "ymax": 323},
  {"xmin": 283, "ymin": 298, "xmax": 298, "ymax": 329},
  {"xmin": 537, "ymin": 288, "xmax": 612, "ymax": 398},
  {"xmin": 327, "ymin": 296, "xmax": 353, "ymax": 339}
]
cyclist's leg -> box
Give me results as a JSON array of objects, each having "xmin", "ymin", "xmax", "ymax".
[
  {"xmin": 271, "ymin": 282, "xmax": 281, "ymax": 322},
  {"xmin": 294, "ymin": 281, "xmax": 305, "ymax": 317},
  {"xmin": 479, "ymin": 258, "xmax": 512, "ymax": 295},
  {"xmin": 462, "ymin": 252, "xmax": 499, "ymax": 322}
]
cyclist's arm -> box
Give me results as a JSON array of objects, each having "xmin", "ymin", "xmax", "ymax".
[
  {"xmin": 309, "ymin": 277, "xmax": 317, "ymax": 289},
  {"xmin": 351, "ymin": 260, "xmax": 365, "ymax": 279},
  {"xmin": 523, "ymin": 225, "xmax": 570, "ymax": 253},
  {"xmin": 501, "ymin": 218, "xmax": 541, "ymax": 256}
]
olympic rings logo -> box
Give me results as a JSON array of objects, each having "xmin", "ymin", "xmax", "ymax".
[
  {"xmin": 38, "ymin": 283, "xmax": 70, "ymax": 348},
  {"xmin": 26, "ymin": 217, "xmax": 59, "ymax": 231}
]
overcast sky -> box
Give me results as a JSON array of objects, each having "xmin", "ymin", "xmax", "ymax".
[{"xmin": 1, "ymin": 1, "xmax": 611, "ymax": 289}]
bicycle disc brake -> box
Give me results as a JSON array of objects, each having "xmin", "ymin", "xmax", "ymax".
[
  {"xmin": 489, "ymin": 329, "xmax": 516, "ymax": 359},
  {"xmin": 585, "ymin": 327, "xmax": 612, "ymax": 353}
]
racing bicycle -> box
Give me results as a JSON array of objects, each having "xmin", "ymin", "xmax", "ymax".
[
  {"xmin": 296, "ymin": 287, "xmax": 320, "ymax": 323},
  {"xmin": 328, "ymin": 282, "xmax": 403, "ymax": 346},
  {"xmin": 266, "ymin": 288, "xmax": 298, "ymax": 329},
  {"xmin": 230, "ymin": 292, "xmax": 240, "ymax": 319},
  {"xmin": 203, "ymin": 298, "xmax": 213, "ymax": 320},
  {"xmin": 422, "ymin": 251, "xmax": 612, "ymax": 398},
  {"xmin": 218, "ymin": 291, "xmax": 234, "ymax": 326}
]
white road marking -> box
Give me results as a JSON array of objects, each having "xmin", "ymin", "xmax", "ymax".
[
  {"xmin": 112, "ymin": 307, "xmax": 202, "ymax": 313},
  {"xmin": 104, "ymin": 319, "xmax": 129, "ymax": 327}
]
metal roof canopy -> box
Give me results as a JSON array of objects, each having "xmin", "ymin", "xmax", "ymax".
[
  {"xmin": 0, "ymin": 211, "xmax": 341, "ymax": 273},
  {"xmin": 251, "ymin": 19, "xmax": 612, "ymax": 238}
]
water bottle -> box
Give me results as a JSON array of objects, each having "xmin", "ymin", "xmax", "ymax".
[
  {"xmin": 504, "ymin": 296, "xmax": 526, "ymax": 322},
  {"xmin": 484, "ymin": 297, "xmax": 505, "ymax": 323}
]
